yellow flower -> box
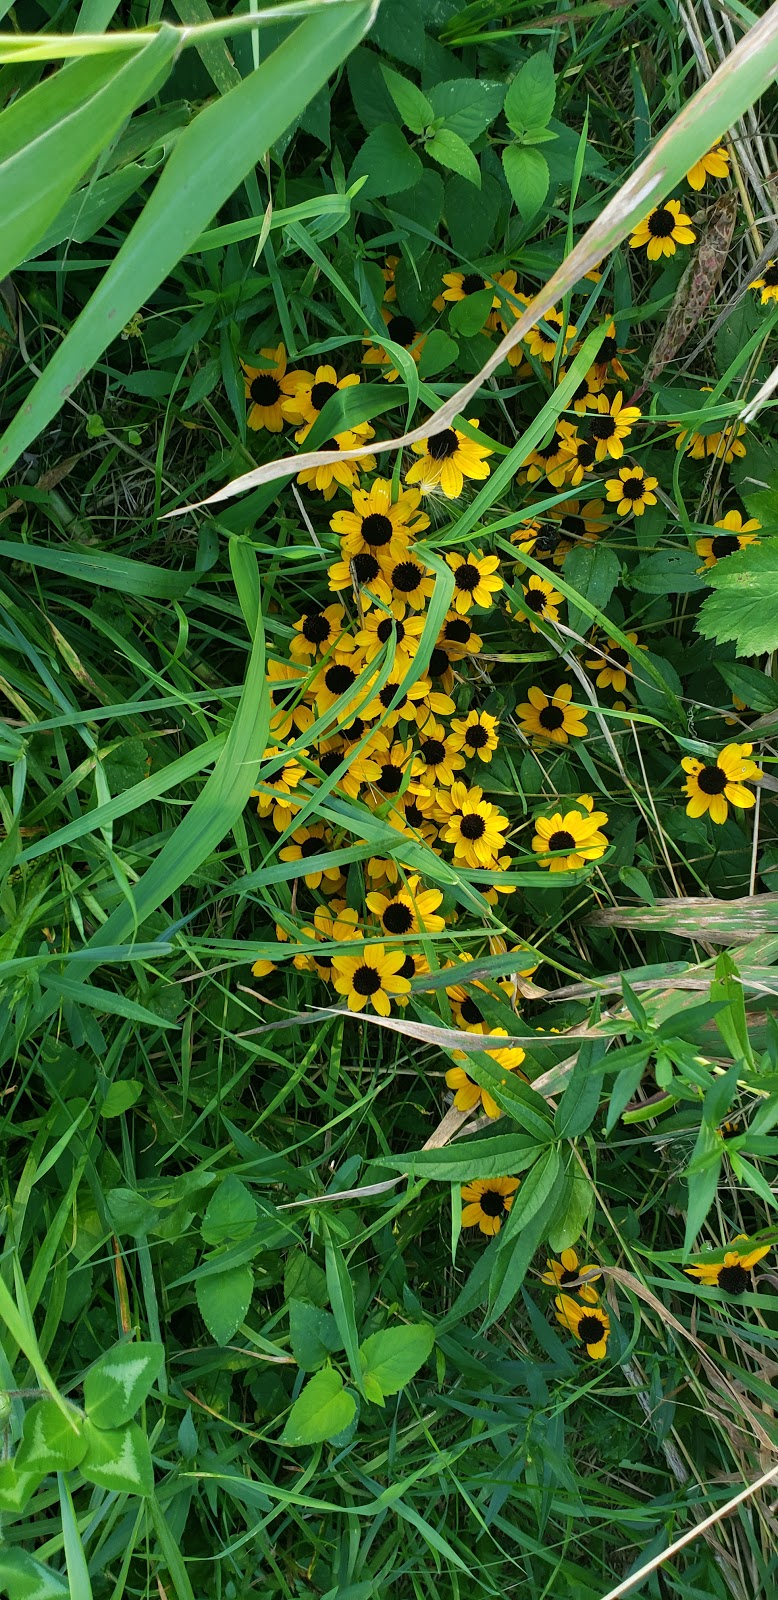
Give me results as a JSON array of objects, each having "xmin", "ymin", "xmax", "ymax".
[
  {"xmin": 313, "ymin": 650, "xmax": 366, "ymax": 718},
  {"xmin": 266, "ymin": 658, "xmax": 315, "ymax": 741},
  {"xmin": 751, "ymin": 260, "xmax": 778, "ymax": 305},
  {"xmin": 559, "ymin": 363, "xmax": 604, "ymax": 412},
  {"xmin": 327, "ymin": 551, "xmax": 392, "ymax": 604},
  {"xmin": 695, "ymin": 510, "xmax": 761, "ymax": 568},
  {"xmin": 363, "ymin": 306, "xmax": 425, "ymax": 379},
  {"xmin": 591, "ymin": 321, "xmax": 631, "ymax": 382},
  {"xmin": 446, "ymin": 550, "xmax": 502, "ymax": 614},
  {"xmin": 522, "ymin": 427, "xmax": 572, "ymax": 486},
  {"xmin": 681, "ymin": 743, "xmax": 762, "ymax": 825},
  {"xmin": 294, "ymin": 904, "xmax": 359, "ymax": 980},
  {"xmin": 532, "ymin": 806, "xmax": 609, "ymax": 871},
  {"xmin": 406, "ymin": 421, "xmax": 492, "ymax": 499},
  {"xmin": 295, "ymin": 423, "xmax": 376, "ymax": 500},
  {"xmin": 251, "ymin": 750, "xmax": 307, "ymax": 832},
  {"xmin": 330, "ymin": 477, "xmax": 429, "ymax": 562},
  {"xmin": 436, "ymin": 612, "xmax": 483, "ymax": 662},
  {"xmin": 384, "ymin": 554, "xmax": 437, "ymax": 611},
  {"xmin": 355, "ymin": 602, "xmax": 425, "ymax": 674},
  {"xmin": 440, "ymin": 270, "xmax": 506, "ymax": 308},
  {"xmin": 446, "ymin": 1030, "xmax": 526, "ymax": 1119},
  {"xmin": 460, "ymin": 1176, "xmax": 520, "ymax": 1237},
  {"xmin": 242, "ymin": 344, "xmax": 303, "ymax": 432},
  {"xmin": 557, "ymin": 419, "xmax": 597, "ymax": 485},
  {"xmin": 366, "ymin": 875, "xmax": 445, "ymax": 936},
  {"xmin": 554, "ymin": 1294, "xmax": 610, "ymax": 1358},
  {"xmin": 524, "ymin": 307, "xmax": 577, "ymax": 363},
  {"xmin": 520, "ymin": 574, "xmax": 565, "ymax": 632},
  {"xmin": 605, "ymin": 464, "xmax": 658, "ymax": 517},
  {"xmin": 381, "ymin": 254, "xmax": 399, "ymax": 302},
  {"xmin": 541, "ymin": 1248, "xmax": 601, "ymax": 1304},
  {"xmin": 282, "ymin": 363, "xmax": 361, "ymax": 426},
  {"xmin": 332, "ymin": 942, "xmax": 412, "ymax": 1015},
  {"xmin": 517, "ymin": 684, "xmax": 588, "ymax": 745},
  {"xmin": 585, "ymin": 632, "xmax": 642, "ymax": 693},
  {"xmin": 279, "ymin": 824, "xmax": 342, "ymax": 890},
  {"xmin": 290, "ymin": 602, "xmax": 353, "ymax": 663},
  {"xmin": 363, "ymin": 674, "xmax": 447, "ymax": 729},
  {"xmin": 686, "ymin": 142, "xmax": 730, "ymax": 190},
  {"xmin": 629, "ymin": 199, "xmax": 696, "ymax": 260},
  {"xmin": 674, "ymin": 388, "xmax": 746, "ymax": 464},
  {"xmin": 588, "ymin": 391, "xmax": 641, "ymax": 461},
  {"xmin": 685, "ymin": 1235, "xmax": 770, "ymax": 1293},
  {"xmin": 449, "ymin": 710, "xmax": 500, "ymax": 764},
  {"xmin": 441, "ymin": 798, "xmax": 509, "ymax": 867},
  {"xmin": 411, "ymin": 719, "xmax": 465, "ymax": 790}
]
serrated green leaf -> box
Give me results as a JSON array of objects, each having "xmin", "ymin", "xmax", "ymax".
[
  {"xmin": 547, "ymin": 1169, "xmax": 595, "ymax": 1253},
  {"xmin": 83, "ymin": 1341, "xmax": 165, "ymax": 1429},
  {"xmin": 504, "ymin": 53, "xmax": 555, "ymax": 135},
  {"xmin": 426, "ymin": 127, "xmax": 480, "ymax": 187},
  {"xmin": 502, "ymin": 143, "xmax": 549, "ymax": 220},
  {"xmin": 280, "ymin": 1366, "xmax": 357, "ymax": 1446},
  {"xmin": 716, "ymin": 660, "xmax": 778, "ymax": 711},
  {"xmin": 201, "ymin": 1174, "xmax": 257, "ymax": 1246},
  {"xmin": 349, "ymin": 122, "xmax": 423, "ymax": 198},
  {"xmin": 79, "ymin": 1418, "xmax": 153, "ymax": 1497},
  {"xmin": 427, "ymin": 77, "xmax": 504, "ymax": 141},
  {"xmin": 15, "ymin": 1400, "xmax": 85, "ymax": 1472},
  {"xmin": 358, "ymin": 1323, "xmax": 435, "ymax": 1405},
  {"xmin": 565, "ymin": 542, "xmax": 621, "ymax": 635},
  {"xmin": 380, "ymin": 63, "xmax": 432, "ymax": 134},
  {"xmin": 696, "ymin": 541, "xmax": 778, "ymax": 656},
  {"xmin": 289, "ymin": 1299, "xmax": 343, "ymax": 1372},
  {"xmin": 376, "ymin": 1131, "xmax": 544, "ymax": 1180},
  {"xmin": 196, "ymin": 1264, "xmax": 253, "ymax": 1345}
]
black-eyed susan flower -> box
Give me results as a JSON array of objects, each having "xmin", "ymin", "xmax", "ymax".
[
  {"xmin": 629, "ymin": 199, "xmax": 695, "ymax": 260},
  {"xmin": 605, "ymin": 464, "xmax": 658, "ymax": 517},
  {"xmin": 681, "ymin": 742, "xmax": 762, "ymax": 825},
  {"xmin": 406, "ymin": 422, "xmax": 492, "ymax": 499},
  {"xmin": 441, "ymin": 797, "xmax": 509, "ymax": 867},
  {"xmin": 587, "ymin": 391, "xmax": 641, "ymax": 461},
  {"xmin": 355, "ymin": 603, "xmax": 425, "ymax": 673},
  {"xmin": 366, "ymin": 874, "xmax": 445, "ymax": 936},
  {"xmin": 695, "ymin": 510, "xmax": 760, "ymax": 567},
  {"xmin": 524, "ymin": 308, "xmax": 577, "ymax": 363},
  {"xmin": 446, "ymin": 550, "xmax": 503, "ymax": 614},
  {"xmin": 560, "ymin": 364, "xmax": 604, "ymax": 412},
  {"xmin": 381, "ymin": 254, "xmax": 399, "ymax": 302},
  {"xmin": 327, "ymin": 550, "xmax": 392, "ymax": 605},
  {"xmin": 314, "ymin": 738, "xmax": 383, "ymax": 801},
  {"xmin": 591, "ymin": 321, "xmax": 631, "ymax": 383},
  {"xmin": 585, "ymin": 632, "xmax": 643, "ymax": 694},
  {"xmin": 330, "ymin": 477, "xmax": 429, "ymax": 562},
  {"xmin": 532, "ymin": 804, "xmax": 609, "ymax": 871},
  {"xmin": 461, "ymin": 1176, "xmax": 520, "ymax": 1236},
  {"xmin": 363, "ymin": 306, "xmax": 426, "ymax": 379},
  {"xmin": 554, "ymin": 1294, "xmax": 610, "ymax": 1358},
  {"xmin": 541, "ymin": 1248, "xmax": 601, "ymax": 1303},
  {"xmin": 686, "ymin": 142, "xmax": 730, "ymax": 190},
  {"xmin": 520, "ymin": 574, "xmax": 565, "ymax": 632},
  {"xmin": 438, "ymin": 612, "xmax": 483, "ymax": 660},
  {"xmin": 242, "ymin": 344, "xmax": 303, "ymax": 432},
  {"xmin": 441, "ymin": 270, "xmax": 506, "ymax": 307},
  {"xmin": 674, "ymin": 388, "xmax": 747, "ymax": 464},
  {"xmin": 332, "ymin": 942, "xmax": 412, "ymax": 1015},
  {"xmin": 522, "ymin": 428, "xmax": 571, "ymax": 486},
  {"xmin": 290, "ymin": 602, "xmax": 353, "ymax": 663},
  {"xmin": 295, "ymin": 424, "xmax": 376, "ymax": 500},
  {"xmin": 367, "ymin": 735, "xmax": 415, "ymax": 799},
  {"xmin": 446, "ymin": 1031, "xmax": 526, "ymax": 1119},
  {"xmin": 384, "ymin": 554, "xmax": 437, "ymax": 611},
  {"xmin": 282, "ymin": 363, "xmax": 361, "ymax": 426},
  {"xmin": 294, "ymin": 904, "xmax": 360, "ymax": 980},
  {"xmin": 685, "ymin": 1236, "xmax": 770, "ymax": 1294},
  {"xmin": 411, "ymin": 719, "xmax": 466, "ymax": 790},
  {"xmin": 252, "ymin": 749, "xmax": 307, "ymax": 832},
  {"xmin": 557, "ymin": 420, "xmax": 597, "ymax": 486},
  {"xmin": 517, "ymin": 684, "xmax": 588, "ymax": 746},
  {"xmin": 266, "ymin": 658, "xmax": 315, "ymax": 741},
  {"xmin": 279, "ymin": 824, "xmax": 342, "ymax": 890},
  {"xmin": 751, "ymin": 260, "xmax": 778, "ymax": 305},
  {"xmin": 547, "ymin": 499, "xmax": 609, "ymax": 561},
  {"xmin": 363, "ymin": 674, "xmax": 448, "ymax": 729},
  {"xmin": 450, "ymin": 710, "xmax": 500, "ymax": 764},
  {"xmin": 314, "ymin": 651, "xmax": 365, "ymax": 718}
]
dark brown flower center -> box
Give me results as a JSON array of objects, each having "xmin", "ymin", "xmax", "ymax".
[
  {"xmin": 302, "ymin": 610, "xmax": 331, "ymax": 644},
  {"xmin": 578, "ymin": 1313, "xmax": 606, "ymax": 1343},
  {"xmin": 480, "ymin": 1188, "xmax": 507, "ymax": 1218},
  {"xmin": 536, "ymin": 431, "xmax": 561, "ymax": 461},
  {"xmin": 610, "ymin": 648, "xmax": 629, "ymax": 667},
  {"xmin": 461, "ymin": 274, "xmax": 486, "ymax": 295},
  {"xmin": 378, "ymin": 762, "xmax": 403, "ymax": 793},
  {"xmin": 319, "ymin": 749, "xmax": 344, "ymax": 776},
  {"xmin": 392, "ymin": 561, "xmax": 424, "ymax": 593},
  {"xmin": 548, "ymin": 829, "xmax": 575, "ymax": 852},
  {"xmin": 466, "ymin": 723, "xmax": 489, "ymax": 749},
  {"xmin": 460, "ymin": 813, "xmax": 486, "ymax": 840},
  {"xmin": 460, "ymin": 996, "xmax": 483, "ymax": 1025},
  {"xmin": 538, "ymin": 705, "xmax": 565, "ymax": 731},
  {"xmin": 428, "ymin": 429, "xmax": 459, "ymax": 461},
  {"xmin": 711, "ymin": 534, "xmax": 740, "ymax": 558},
  {"xmin": 559, "ymin": 1266, "xmax": 580, "ymax": 1288},
  {"xmin": 620, "ymin": 476, "xmax": 645, "ymax": 501},
  {"xmin": 341, "ymin": 717, "xmax": 366, "ymax": 743},
  {"xmin": 696, "ymin": 764, "xmax": 728, "ymax": 795},
  {"xmin": 362, "ymin": 512, "xmax": 393, "ymax": 547},
  {"xmin": 763, "ymin": 264, "xmax": 778, "ymax": 286},
  {"xmin": 324, "ymin": 663, "xmax": 356, "ymax": 694},
  {"xmin": 444, "ymin": 617, "xmax": 472, "ymax": 644},
  {"xmin": 454, "ymin": 562, "xmax": 480, "ymax": 592},
  {"xmin": 560, "ymin": 516, "xmax": 584, "ymax": 539},
  {"xmin": 420, "ymin": 738, "xmax": 446, "ymax": 766},
  {"xmin": 377, "ymin": 616, "xmax": 405, "ymax": 645},
  {"xmin": 397, "ymin": 954, "xmax": 416, "ymax": 981},
  {"xmin": 525, "ymin": 588, "xmax": 547, "ymax": 613},
  {"xmin": 590, "ymin": 415, "xmax": 616, "ymax": 440},
  {"xmin": 429, "ymin": 646, "xmax": 449, "ymax": 677},
  {"xmin": 575, "ymin": 440, "xmax": 597, "ymax": 466},
  {"xmin": 387, "ymin": 314, "xmax": 415, "ymax": 345},
  {"xmin": 599, "ymin": 335, "xmax": 618, "ymax": 361},
  {"xmin": 405, "ymin": 802, "xmax": 426, "ymax": 828},
  {"xmin": 718, "ymin": 1263, "xmax": 749, "ymax": 1294},
  {"xmin": 383, "ymin": 902, "xmax": 413, "ymax": 935},
  {"xmin": 250, "ymin": 373, "xmax": 281, "ymax": 406},
  {"xmin": 352, "ymin": 552, "xmax": 380, "ymax": 583},
  {"xmin": 647, "ymin": 207, "xmax": 676, "ymax": 238},
  {"xmin": 300, "ymin": 835, "xmax": 321, "ymax": 858},
  {"xmin": 310, "ymin": 379, "xmax": 338, "ymax": 411},
  {"xmin": 352, "ymin": 963, "xmax": 381, "ymax": 996}
]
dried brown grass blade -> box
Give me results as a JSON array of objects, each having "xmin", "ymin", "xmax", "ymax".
[{"xmin": 589, "ymin": 891, "xmax": 778, "ymax": 941}]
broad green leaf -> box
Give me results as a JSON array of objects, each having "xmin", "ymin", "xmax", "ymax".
[
  {"xmin": 547, "ymin": 1168, "xmax": 595, "ymax": 1253},
  {"xmin": 0, "ymin": 1461, "xmax": 45, "ymax": 1514},
  {"xmin": 15, "ymin": 1400, "xmax": 86, "ymax": 1472},
  {"xmin": 289, "ymin": 1299, "xmax": 343, "ymax": 1372},
  {"xmin": 564, "ymin": 544, "xmax": 621, "ymax": 636},
  {"xmin": 100, "ymin": 1079, "xmax": 143, "ymax": 1118},
  {"xmin": 0, "ymin": 1550, "xmax": 70, "ymax": 1600},
  {"xmin": 418, "ymin": 328, "xmax": 459, "ymax": 378},
  {"xmin": 448, "ymin": 288, "xmax": 494, "ymax": 338},
  {"xmin": 0, "ymin": 31, "xmax": 177, "ymax": 283},
  {"xmin": 358, "ymin": 1323, "xmax": 435, "ymax": 1405},
  {"xmin": 196, "ymin": 1264, "xmax": 253, "ymax": 1345},
  {"xmin": 427, "ymin": 76, "xmax": 504, "ymax": 141},
  {"xmin": 504, "ymin": 53, "xmax": 556, "ymax": 135},
  {"xmin": 684, "ymin": 1129, "xmax": 723, "ymax": 1253},
  {"xmin": 349, "ymin": 122, "xmax": 423, "ymax": 198},
  {"xmin": 502, "ymin": 143, "xmax": 550, "ymax": 220},
  {"xmin": 426, "ymin": 127, "xmax": 481, "ymax": 187},
  {"xmin": 632, "ymin": 548, "xmax": 707, "ymax": 595},
  {"xmin": 554, "ymin": 1040, "xmax": 608, "ymax": 1138},
  {"xmin": 696, "ymin": 541, "xmax": 778, "ymax": 657},
  {"xmin": 83, "ymin": 1341, "xmax": 165, "ymax": 1429},
  {"xmin": 377, "ymin": 1131, "xmax": 544, "ymax": 1180},
  {"xmin": 487, "ymin": 1179, "xmax": 560, "ymax": 1325},
  {"xmin": 0, "ymin": 540, "xmax": 198, "ymax": 598},
  {"xmin": 79, "ymin": 1418, "xmax": 153, "ymax": 1497},
  {"xmin": 716, "ymin": 660, "xmax": 778, "ymax": 712},
  {"xmin": 201, "ymin": 1174, "xmax": 257, "ymax": 1246},
  {"xmin": 380, "ymin": 63, "xmax": 432, "ymax": 134},
  {"xmin": 0, "ymin": 3, "xmax": 374, "ymax": 476},
  {"xmin": 280, "ymin": 1366, "xmax": 357, "ymax": 1446}
]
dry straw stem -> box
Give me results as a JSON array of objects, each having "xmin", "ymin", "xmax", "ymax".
[
  {"xmin": 590, "ymin": 890, "xmax": 778, "ymax": 940},
  {"xmin": 173, "ymin": 3, "xmax": 778, "ymax": 515}
]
